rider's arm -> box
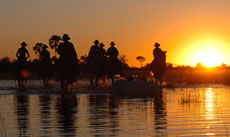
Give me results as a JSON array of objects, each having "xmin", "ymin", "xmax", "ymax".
[
  {"xmin": 26, "ymin": 50, "xmax": 30, "ymax": 59},
  {"xmin": 16, "ymin": 49, "xmax": 20, "ymax": 58}
]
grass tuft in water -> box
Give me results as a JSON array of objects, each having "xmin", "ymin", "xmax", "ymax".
[{"xmin": 0, "ymin": 113, "xmax": 7, "ymax": 137}]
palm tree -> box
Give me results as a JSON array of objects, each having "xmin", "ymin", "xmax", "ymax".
[
  {"xmin": 136, "ymin": 56, "xmax": 145, "ymax": 68},
  {"xmin": 33, "ymin": 43, "xmax": 44, "ymax": 59},
  {"xmin": 49, "ymin": 35, "xmax": 62, "ymax": 58}
]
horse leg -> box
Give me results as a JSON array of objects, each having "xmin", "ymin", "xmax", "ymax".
[
  {"xmin": 159, "ymin": 77, "xmax": 162, "ymax": 87},
  {"xmin": 43, "ymin": 78, "xmax": 46, "ymax": 87},
  {"xmin": 18, "ymin": 79, "xmax": 21, "ymax": 87},
  {"xmin": 111, "ymin": 75, "xmax": 114, "ymax": 85},
  {"xmin": 159, "ymin": 79, "xmax": 162, "ymax": 87},
  {"xmin": 159, "ymin": 73, "xmax": 164, "ymax": 87},
  {"xmin": 101, "ymin": 75, "xmax": 106, "ymax": 85},
  {"xmin": 21, "ymin": 80, "xmax": 25, "ymax": 87},
  {"xmin": 46, "ymin": 78, "xmax": 49, "ymax": 87},
  {"xmin": 89, "ymin": 75, "xmax": 94, "ymax": 86},
  {"xmin": 95, "ymin": 74, "xmax": 99, "ymax": 86},
  {"xmin": 60, "ymin": 79, "xmax": 66, "ymax": 89},
  {"xmin": 17, "ymin": 73, "xmax": 22, "ymax": 87},
  {"xmin": 153, "ymin": 76, "xmax": 157, "ymax": 86},
  {"xmin": 155, "ymin": 76, "xmax": 160, "ymax": 87},
  {"xmin": 44, "ymin": 78, "xmax": 49, "ymax": 87},
  {"xmin": 66, "ymin": 78, "xmax": 73, "ymax": 88},
  {"xmin": 45, "ymin": 78, "xmax": 48, "ymax": 87}
]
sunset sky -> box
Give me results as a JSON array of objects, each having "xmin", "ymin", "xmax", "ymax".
[{"xmin": 1, "ymin": 0, "xmax": 230, "ymax": 67}]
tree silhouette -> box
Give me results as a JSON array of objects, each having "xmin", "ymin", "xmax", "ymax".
[
  {"xmin": 0, "ymin": 57, "xmax": 10, "ymax": 63},
  {"xmin": 49, "ymin": 35, "xmax": 62, "ymax": 58},
  {"xmin": 80, "ymin": 55, "xmax": 88, "ymax": 64},
  {"xmin": 33, "ymin": 43, "xmax": 44, "ymax": 59},
  {"xmin": 118, "ymin": 55, "xmax": 127, "ymax": 64},
  {"xmin": 136, "ymin": 56, "xmax": 145, "ymax": 68},
  {"xmin": 119, "ymin": 54, "xmax": 129, "ymax": 69},
  {"xmin": 0, "ymin": 57, "xmax": 12, "ymax": 73}
]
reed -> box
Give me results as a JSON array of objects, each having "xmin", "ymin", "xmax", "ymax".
[
  {"xmin": 177, "ymin": 89, "xmax": 204, "ymax": 105},
  {"xmin": 0, "ymin": 113, "xmax": 7, "ymax": 137}
]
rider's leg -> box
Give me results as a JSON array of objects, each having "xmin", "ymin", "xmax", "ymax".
[
  {"xmin": 90, "ymin": 75, "xmax": 94, "ymax": 86},
  {"xmin": 43, "ymin": 78, "xmax": 46, "ymax": 87},
  {"xmin": 60, "ymin": 79, "xmax": 65, "ymax": 89},
  {"xmin": 95, "ymin": 75, "xmax": 99, "ymax": 86},
  {"xmin": 18, "ymin": 79, "xmax": 21, "ymax": 87},
  {"xmin": 111, "ymin": 76, "xmax": 114, "ymax": 85}
]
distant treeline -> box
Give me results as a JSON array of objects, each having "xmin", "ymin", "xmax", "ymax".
[
  {"xmin": 1, "ymin": 56, "xmax": 230, "ymax": 85},
  {"xmin": 164, "ymin": 63, "xmax": 230, "ymax": 86},
  {"xmin": 125, "ymin": 62, "xmax": 230, "ymax": 86}
]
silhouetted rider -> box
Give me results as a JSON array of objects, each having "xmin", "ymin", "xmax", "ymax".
[
  {"xmin": 57, "ymin": 34, "xmax": 78, "ymax": 88},
  {"xmin": 16, "ymin": 42, "xmax": 30, "ymax": 63},
  {"xmin": 152, "ymin": 42, "xmax": 167, "ymax": 86},
  {"xmin": 106, "ymin": 42, "xmax": 119, "ymax": 60},
  {"xmin": 106, "ymin": 41, "xmax": 122, "ymax": 83},
  {"xmin": 39, "ymin": 45, "xmax": 52, "ymax": 87},
  {"xmin": 58, "ymin": 34, "xmax": 77, "ymax": 63},
  {"xmin": 88, "ymin": 40, "xmax": 101, "ymax": 86},
  {"xmin": 153, "ymin": 42, "xmax": 163, "ymax": 61},
  {"xmin": 99, "ymin": 43, "xmax": 107, "ymax": 76},
  {"xmin": 40, "ymin": 45, "xmax": 50, "ymax": 62}
]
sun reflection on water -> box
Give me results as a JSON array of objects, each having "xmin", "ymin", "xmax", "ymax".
[
  {"xmin": 205, "ymin": 88, "xmax": 214, "ymax": 120},
  {"xmin": 204, "ymin": 88, "xmax": 216, "ymax": 136}
]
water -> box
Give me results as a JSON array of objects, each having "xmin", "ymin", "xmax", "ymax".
[{"xmin": 1, "ymin": 81, "xmax": 230, "ymax": 136}]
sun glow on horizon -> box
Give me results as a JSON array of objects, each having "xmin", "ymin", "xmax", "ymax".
[
  {"xmin": 184, "ymin": 38, "xmax": 227, "ymax": 67},
  {"xmin": 193, "ymin": 49, "xmax": 224, "ymax": 67}
]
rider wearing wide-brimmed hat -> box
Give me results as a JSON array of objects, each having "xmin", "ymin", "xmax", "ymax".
[
  {"xmin": 153, "ymin": 42, "xmax": 163, "ymax": 59},
  {"xmin": 16, "ymin": 42, "xmax": 30, "ymax": 62},
  {"xmin": 99, "ymin": 43, "xmax": 106, "ymax": 56},
  {"xmin": 107, "ymin": 41, "xmax": 118, "ymax": 59},
  {"xmin": 62, "ymin": 34, "xmax": 70, "ymax": 41},
  {"xmin": 40, "ymin": 44, "xmax": 50, "ymax": 61},
  {"xmin": 21, "ymin": 42, "xmax": 27, "ymax": 46}
]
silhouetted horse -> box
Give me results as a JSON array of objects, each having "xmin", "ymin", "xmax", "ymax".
[
  {"xmin": 107, "ymin": 58, "xmax": 122, "ymax": 84},
  {"xmin": 16, "ymin": 42, "xmax": 30, "ymax": 87},
  {"xmin": 56, "ymin": 34, "xmax": 78, "ymax": 89},
  {"xmin": 107, "ymin": 42, "xmax": 122, "ymax": 84},
  {"xmin": 56, "ymin": 61, "xmax": 77, "ymax": 89},
  {"xmin": 39, "ymin": 62, "xmax": 52, "ymax": 87},
  {"xmin": 151, "ymin": 51, "xmax": 167, "ymax": 87},
  {"xmin": 39, "ymin": 45, "xmax": 53, "ymax": 87},
  {"xmin": 15, "ymin": 60, "xmax": 29, "ymax": 87},
  {"xmin": 98, "ymin": 43, "xmax": 108, "ymax": 85},
  {"xmin": 88, "ymin": 40, "xmax": 101, "ymax": 86}
]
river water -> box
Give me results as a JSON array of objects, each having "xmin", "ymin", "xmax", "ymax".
[{"xmin": 0, "ymin": 80, "xmax": 230, "ymax": 136}]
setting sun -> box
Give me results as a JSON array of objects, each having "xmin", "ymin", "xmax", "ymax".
[
  {"xmin": 179, "ymin": 37, "xmax": 229, "ymax": 67},
  {"xmin": 193, "ymin": 49, "xmax": 224, "ymax": 67}
]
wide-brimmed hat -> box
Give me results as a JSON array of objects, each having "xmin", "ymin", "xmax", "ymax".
[
  {"xmin": 94, "ymin": 40, "xmax": 99, "ymax": 44},
  {"xmin": 154, "ymin": 42, "xmax": 160, "ymax": 47},
  {"xmin": 99, "ymin": 43, "xmax": 105, "ymax": 47},
  {"xmin": 110, "ymin": 41, "xmax": 115, "ymax": 46},
  {"xmin": 21, "ymin": 42, "xmax": 27, "ymax": 46},
  {"xmin": 63, "ymin": 34, "xmax": 70, "ymax": 41},
  {"xmin": 42, "ymin": 45, "xmax": 48, "ymax": 49}
]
